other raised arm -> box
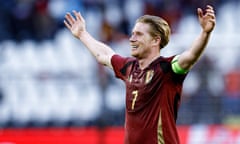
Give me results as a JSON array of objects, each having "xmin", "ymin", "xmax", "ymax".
[
  {"xmin": 64, "ymin": 10, "xmax": 115, "ymax": 68},
  {"xmin": 176, "ymin": 5, "xmax": 216, "ymax": 72}
]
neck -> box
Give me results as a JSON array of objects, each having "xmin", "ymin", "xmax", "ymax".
[{"xmin": 138, "ymin": 54, "xmax": 160, "ymax": 70}]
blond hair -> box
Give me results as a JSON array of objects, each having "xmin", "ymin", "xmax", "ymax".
[{"xmin": 136, "ymin": 15, "xmax": 171, "ymax": 49}]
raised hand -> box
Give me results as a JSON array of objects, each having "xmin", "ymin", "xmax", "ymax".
[
  {"xmin": 197, "ymin": 5, "xmax": 216, "ymax": 33},
  {"xmin": 64, "ymin": 10, "xmax": 86, "ymax": 38}
]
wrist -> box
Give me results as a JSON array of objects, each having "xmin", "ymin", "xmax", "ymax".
[
  {"xmin": 78, "ymin": 30, "xmax": 88, "ymax": 40},
  {"xmin": 201, "ymin": 30, "xmax": 212, "ymax": 37}
]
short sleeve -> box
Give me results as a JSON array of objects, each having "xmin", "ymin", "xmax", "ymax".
[
  {"xmin": 111, "ymin": 54, "xmax": 134, "ymax": 80},
  {"xmin": 111, "ymin": 54, "xmax": 128, "ymax": 80}
]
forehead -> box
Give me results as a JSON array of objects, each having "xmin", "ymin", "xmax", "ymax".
[{"xmin": 132, "ymin": 22, "xmax": 150, "ymax": 34}]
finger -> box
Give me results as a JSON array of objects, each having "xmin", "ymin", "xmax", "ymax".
[
  {"xmin": 65, "ymin": 12, "xmax": 76, "ymax": 25},
  {"xmin": 206, "ymin": 13, "xmax": 215, "ymax": 18},
  {"xmin": 64, "ymin": 20, "xmax": 72, "ymax": 30},
  {"xmin": 205, "ymin": 8, "xmax": 216, "ymax": 19},
  {"xmin": 73, "ymin": 10, "xmax": 84, "ymax": 22},
  {"xmin": 205, "ymin": 9, "xmax": 215, "ymax": 15},
  {"xmin": 206, "ymin": 13, "xmax": 216, "ymax": 19},
  {"xmin": 206, "ymin": 5, "xmax": 214, "ymax": 10},
  {"xmin": 208, "ymin": 19, "xmax": 216, "ymax": 27},
  {"xmin": 73, "ymin": 10, "xmax": 80, "ymax": 20},
  {"xmin": 209, "ymin": 19, "xmax": 216, "ymax": 24}
]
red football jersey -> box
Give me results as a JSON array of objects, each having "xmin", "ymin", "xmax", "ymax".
[{"xmin": 111, "ymin": 54, "xmax": 187, "ymax": 144}]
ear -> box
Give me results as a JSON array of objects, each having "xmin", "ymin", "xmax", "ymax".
[{"xmin": 152, "ymin": 36, "xmax": 161, "ymax": 47}]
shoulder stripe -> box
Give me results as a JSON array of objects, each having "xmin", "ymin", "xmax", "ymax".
[{"xmin": 120, "ymin": 61, "xmax": 134, "ymax": 76}]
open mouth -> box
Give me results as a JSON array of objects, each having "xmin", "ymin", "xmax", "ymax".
[{"xmin": 131, "ymin": 45, "xmax": 139, "ymax": 50}]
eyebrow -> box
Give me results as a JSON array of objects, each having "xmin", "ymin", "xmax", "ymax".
[{"xmin": 131, "ymin": 30, "xmax": 144, "ymax": 35}]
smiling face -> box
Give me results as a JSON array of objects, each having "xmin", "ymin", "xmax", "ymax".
[{"xmin": 129, "ymin": 22, "xmax": 156, "ymax": 59}]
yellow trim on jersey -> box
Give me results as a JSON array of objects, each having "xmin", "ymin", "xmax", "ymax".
[
  {"xmin": 171, "ymin": 55, "xmax": 188, "ymax": 74},
  {"xmin": 157, "ymin": 111, "xmax": 165, "ymax": 144}
]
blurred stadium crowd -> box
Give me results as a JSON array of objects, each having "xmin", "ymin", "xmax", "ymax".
[{"xmin": 0, "ymin": 0, "xmax": 239, "ymax": 128}]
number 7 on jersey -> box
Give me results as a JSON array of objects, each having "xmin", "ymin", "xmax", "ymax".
[{"xmin": 131, "ymin": 90, "xmax": 138, "ymax": 110}]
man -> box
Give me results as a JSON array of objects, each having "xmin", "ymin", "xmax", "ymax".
[{"xmin": 64, "ymin": 5, "xmax": 216, "ymax": 144}]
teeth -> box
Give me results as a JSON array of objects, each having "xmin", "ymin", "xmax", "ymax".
[{"xmin": 132, "ymin": 46, "xmax": 138, "ymax": 48}]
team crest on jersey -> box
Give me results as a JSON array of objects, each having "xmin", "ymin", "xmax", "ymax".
[
  {"xmin": 145, "ymin": 70, "xmax": 154, "ymax": 84},
  {"xmin": 128, "ymin": 74, "xmax": 133, "ymax": 83}
]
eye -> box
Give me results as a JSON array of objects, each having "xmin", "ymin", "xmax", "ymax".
[{"xmin": 136, "ymin": 32, "xmax": 142, "ymax": 36}]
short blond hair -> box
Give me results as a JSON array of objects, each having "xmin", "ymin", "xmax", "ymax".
[{"xmin": 136, "ymin": 15, "xmax": 171, "ymax": 49}]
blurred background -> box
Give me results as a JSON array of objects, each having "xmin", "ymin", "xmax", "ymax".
[{"xmin": 0, "ymin": 0, "xmax": 240, "ymax": 143}]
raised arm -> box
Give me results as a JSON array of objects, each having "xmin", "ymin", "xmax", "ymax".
[
  {"xmin": 177, "ymin": 5, "xmax": 216, "ymax": 71},
  {"xmin": 64, "ymin": 10, "xmax": 115, "ymax": 68}
]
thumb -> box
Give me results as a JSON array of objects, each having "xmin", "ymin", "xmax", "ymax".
[{"xmin": 197, "ymin": 8, "xmax": 203, "ymax": 19}]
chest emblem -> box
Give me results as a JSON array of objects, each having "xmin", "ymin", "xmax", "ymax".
[
  {"xmin": 145, "ymin": 70, "xmax": 154, "ymax": 84},
  {"xmin": 128, "ymin": 74, "xmax": 133, "ymax": 83}
]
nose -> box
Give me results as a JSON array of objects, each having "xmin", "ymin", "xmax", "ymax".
[{"xmin": 129, "ymin": 34, "xmax": 136, "ymax": 42}]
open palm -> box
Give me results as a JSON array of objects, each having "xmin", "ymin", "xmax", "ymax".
[
  {"xmin": 64, "ymin": 11, "xmax": 86, "ymax": 38},
  {"xmin": 198, "ymin": 5, "xmax": 216, "ymax": 33}
]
